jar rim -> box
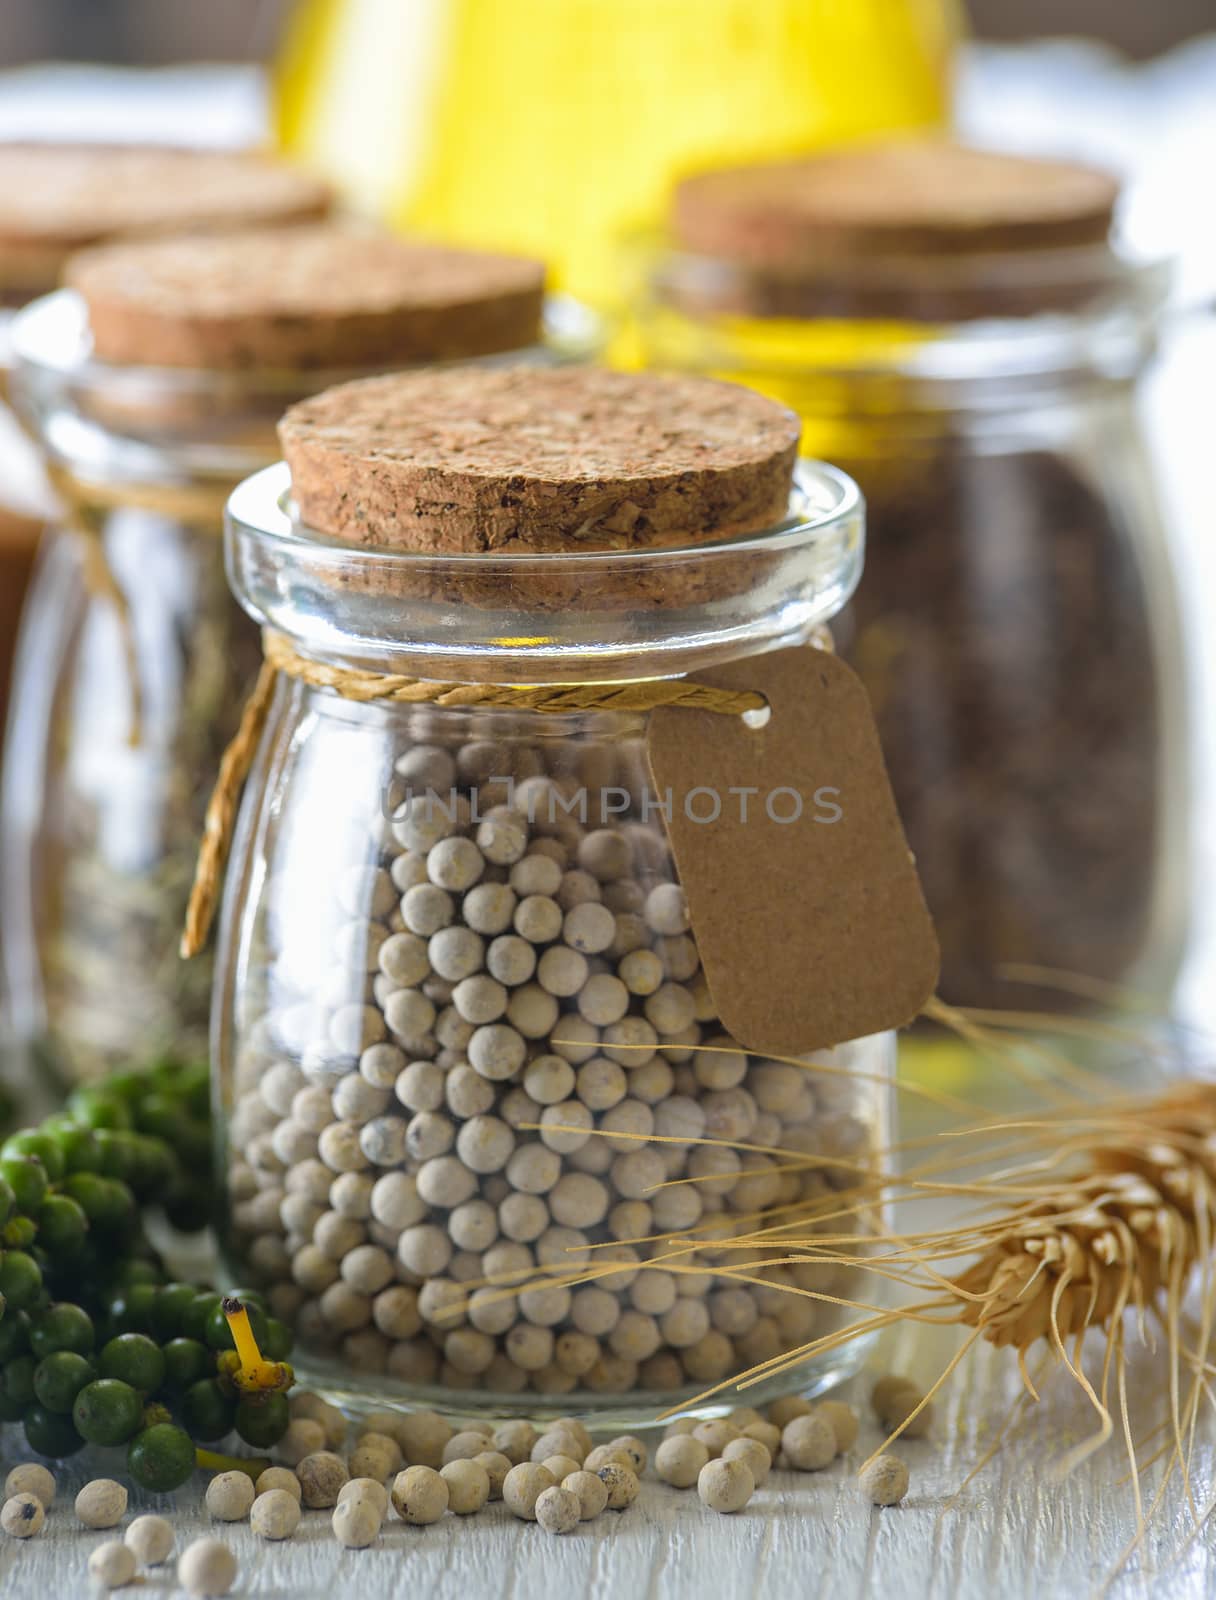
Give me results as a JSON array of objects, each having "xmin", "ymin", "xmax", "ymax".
[
  {"xmin": 228, "ymin": 458, "xmax": 860, "ymax": 566},
  {"xmin": 224, "ymin": 459, "xmax": 865, "ymax": 682},
  {"xmin": 633, "ymin": 230, "xmax": 1171, "ymax": 392}
]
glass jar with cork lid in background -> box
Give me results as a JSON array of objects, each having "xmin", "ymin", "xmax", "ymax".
[
  {"xmin": 633, "ymin": 140, "xmax": 1189, "ymax": 1032},
  {"xmin": 1, "ymin": 195, "xmax": 602, "ymax": 1090},
  {"xmin": 196, "ymin": 363, "xmax": 937, "ymax": 1422}
]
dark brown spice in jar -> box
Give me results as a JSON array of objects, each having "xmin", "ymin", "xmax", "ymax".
[{"xmin": 645, "ymin": 139, "xmax": 1186, "ymax": 1013}]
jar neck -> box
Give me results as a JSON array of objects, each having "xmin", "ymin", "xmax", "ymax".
[
  {"xmin": 10, "ymin": 289, "xmax": 606, "ymax": 496},
  {"xmin": 639, "ymin": 240, "xmax": 1168, "ymax": 416},
  {"xmin": 224, "ymin": 461, "xmax": 864, "ymax": 686}
]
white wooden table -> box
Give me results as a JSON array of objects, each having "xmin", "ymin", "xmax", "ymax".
[{"xmin": 3, "ymin": 1315, "xmax": 1211, "ymax": 1600}]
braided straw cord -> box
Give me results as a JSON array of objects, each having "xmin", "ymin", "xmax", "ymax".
[
  {"xmin": 180, "ymin": 659, "xmax": 279, "ymax": 959},
  {"xmin": 47, "ymin": 465, "xmax": 231, "ymax": 747},
  {"xmin": 261, "ymin": 628, "xmax": 768, "ymax": 715},
  {"xmin": 181, "ymin": 629, "xmax": 770, "ymax": 958}
]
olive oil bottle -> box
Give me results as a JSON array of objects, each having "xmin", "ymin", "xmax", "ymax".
[{"xmin": 273, "ymin": 0, "xmax": 958, "ymax": 306}]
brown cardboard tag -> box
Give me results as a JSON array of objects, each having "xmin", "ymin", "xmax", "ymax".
[{"xmin": 646, "ymin": 646, "xmax": 939, "ymax": 1055}]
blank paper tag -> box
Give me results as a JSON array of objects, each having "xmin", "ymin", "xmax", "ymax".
[{"xmin": 647, "ymin": 645, "xmax": 939, "ymax": 1056}]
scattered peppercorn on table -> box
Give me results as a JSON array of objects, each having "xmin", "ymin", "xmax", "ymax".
[{"xmin": 0, "ymin": 1324, "xmax": 1202, "ymax": 1598}]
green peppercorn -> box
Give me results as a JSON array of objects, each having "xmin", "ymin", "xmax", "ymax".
[
  {"xmin": 127, "ymin": 1422, "xmax": 195, "ymax": 1491},
  {"xmin": 181, "ymin": 1377, "xmax": 236, "ymax": 1442},
  {"xmin": 105, "ymin": 1283, "xmax": 158, "ymax": 1335},
  {"xmin": 28, "ymin": 1302, "xmax": 94, "ymax": 1359},
  {"xmin": 36, "ymin": 1194, "xmax": 89, "ymax": 1256},
  {"xmin": 32, "ymin": 1350, "xmax": 97, "ymax": 1413},
  {"xmin": 99, "ymin": 1333, "xmax": 164, "ymax": 1392},
  {"xmin": 234, "ymin": 1390, "xmax": 289, "ymax": 1449},
  {"xmin": 61, "ymin": 1173, "xmax": 135, "ymax": 1232},
  {"xmin": 73, "ymin": 1377, "xmax": 144, "ymax": 1445},
  {"xmin": 115, "ymin": 1259, "xmax": 162, "ymax": 1289},
  {"xmin": 0, "ymin": 1252, "xmax": 44, "ymax": 1311},
  {"xmin": 23, "ymin": 1401, "xmax": 85, "ymax": 1457},
  {"xmin": 0, "ymin": 1156, "xmax": 48, "ymax": 1214},
  {"xmin": 65, "ymin": 1089, "xmax": 132, "ymax": 1131},
  {"xmin": 149, "ymin": 1282, "xmax": 198, "ymax": 1343},
  {"xmin": 0, "ymin": 1354, "xmax": 37, "ymax": 1418},
  {"xmin": 1, "ymin": 1132, "xmax": 65, "ymax": 1183},
  {"xmin": 182, "ymin": 1291, "xmax": 222, "ymax": 1344},
  {"xmin": 0, "ymin": 1176, "xmax": 15, "ymax": 1227},
  {"xmin": 0, "ymin": 1306, "xmax": 28, "ymax": 1362},
  {"xmin": 161, "ymin": 1337, "xmax": 211, "ymax": 1392},
  {"xmin": 261, "ymin": 1318, "xmax": 293, "ymax": 1362}
]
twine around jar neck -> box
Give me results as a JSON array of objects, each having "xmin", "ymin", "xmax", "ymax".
[
  {"xmin": 46, "ymin": 464, "xmax": 232, "ymax": 747},
  {"xmin": 180, "ymin": 626, "xmax": 795, "ymax": 960}
]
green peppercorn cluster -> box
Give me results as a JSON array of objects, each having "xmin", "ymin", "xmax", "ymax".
[{"xmin": 0, "ymin": 1060, "xmax": 292, "ymax": 1485}]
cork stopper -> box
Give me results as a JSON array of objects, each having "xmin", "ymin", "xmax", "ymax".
[
  {"xmin": 672, "ymin": 139, "xmax": 1120, "ymax": 266},
  {"xmin": 66, "ymin": 225, "xmax": 547, "ymax": 370},
  {"xmin": 0, "ymin": 144, "xmax": 331, "ymax": 296},
  {"xmin": 278, "ymin": 366, "xmax": 801, "ymax": 555}
]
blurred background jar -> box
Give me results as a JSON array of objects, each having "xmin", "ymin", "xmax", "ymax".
[
  {"xmin": 211, "ymin": 365, "xmax": 898, "ymax": 1418},
  {"xmin": 0, "ymin": 206, "xmax": 599, "ymax": 1086},
  {"xmin": 273, "ymin": 0, "xmax": 958, "ymax": 307},
  {"xmin": 634, "ymin": 140, "xmax": 1189, "ymax": 1018}
]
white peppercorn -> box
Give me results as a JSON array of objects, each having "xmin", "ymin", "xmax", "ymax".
[
  {"xmin": 783, "ymin": 1413, "xmax": 837, "ymax": 1470},
  {"xmin": 697, "ymin": 1457, "xmax": 754, "ymax": 1514},
  {"xmin": 514, "ymin": 894, "xmax": 563, "ymax": 944},
  {"xmin": 1, "ymin": 1493, "xmax": 44, "ymax": 1538},
  {"xmin": 391, "ymin": 1464, "xmax": 449, "ymax": 1524},
  {"xmin": 4, "ymin": 1464, "xmax": 55, "ymax": 1507},
  {"xmin": 76, "ymin": 1479, "xmax": 127, "ymax": 1529},
  {"xmin": 474, "ymin": 1450, "xmax": 512, "ymax": 1499},
  {"xmin": 398, "ymin": 1411, "xmax": 452, "ymax": 1468},
  {"xmin": 741, "ymin": 1420, "xmax": 783, "ymax": 1456},
  {"xmin": 206, "ymin": 1471, "xmax": 256, "ymax": 1522},
  {"xmin": 125, "ymin": 1512, "xmax": 176, "ymax": 1563},
  {"xmin": 819, "ymin": 1401, "xmax": 860, "ymax": 1452},
  {"xmin": 178, "ymin": 1537, "xmax": 238, "ymax": 1596},
  {"xmin": 332, "ymin": 1495, "xmax": 383, "ymax": 1547},
  {"xmin": 492, "ymin": 1420, "xmax": 537, "ymax": 1462},
  {"xmin": 535, "ymin": 1484, "xmax": 580, "ymax": 1535},
  {"xmin": 503, "ymin": 1462, "xmax": 555, "ymax": 1521},
  {"xmin": 722, "ymin": 1435, "xmax": 771, "ymax": 1487},
  {"xmin": 88, "ymin": 1541, "xmax": 137, "ymax": 1589},
  {"xmin": 441, "ymin": 1458, "xmax": 490, "ymax": 1514},
  {"xmin": 596, "ymin": 1462, "xmax": 640, "ymax": 1510},
  {"xmin": 562, "ymin": 1469, "xmax": 609, "ymax": 1520},
  {"xmin": 859, "ymin": 1454, "xmax": 909, "ymax": 1507},
  {"xmin": 655, "ymin": 1434, "xmax": 709, "ymax": 1487},
  {"xmin": 296, "ymin": 1452, "xmax": 349, "ymax": 1508},
  {"xmin": 254, "ymin": 1467, "xmax": 302, "ymax": 1502},
  {"xmin": 872, "ymin": 1376, "xmax": 933, "ymax": 1437}
]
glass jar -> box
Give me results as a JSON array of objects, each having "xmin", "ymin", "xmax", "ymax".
[
  {"xmin": 214, "ymin": 456, "xmax": 892, "ymax": 1423},
  {"xmin": 0, "ymin": 288, "xmax": 601, "ymax": 1084},
  {"xmin": 635, "ymin": 241, "xmax": 1189, "ymax": 1017}
]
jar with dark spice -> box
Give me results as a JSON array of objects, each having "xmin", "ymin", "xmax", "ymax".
[
  {"xmin": 0, "ymin": 206, "xmax": 600, "ymax": 1085},
  {"xmin": 635, "ymin": 140, "xmax": 1189, "ymax": 1014},
  {"xmin": 203, "ymin": 365, "xmax": 919, "ymax": 1421}
]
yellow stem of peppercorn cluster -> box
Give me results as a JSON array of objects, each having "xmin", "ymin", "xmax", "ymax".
[
  {"xmin": 222, "ymin": 1298, "xmax": 292, "ymax": 1394},
  {"xmin": 195, "ymin": 1448, "xmax": 270, "ymax": 1480}
]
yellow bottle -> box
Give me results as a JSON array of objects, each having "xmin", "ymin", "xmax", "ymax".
[{"xmin": 273, "ymin": 0, "xmax": 958, "ymax": 307}]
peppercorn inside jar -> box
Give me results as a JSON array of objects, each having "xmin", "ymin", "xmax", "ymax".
[
  {"xmin": 0, "ymin": 213, "xmax": 600, "ymax": 1087},
  {"xmin": 635, "ymin": 139, "xmax": 1189, "ymax": 1019},
  {"xmin": 211, "ymin": 365, "xmax": 901, "ymax": 1422}
]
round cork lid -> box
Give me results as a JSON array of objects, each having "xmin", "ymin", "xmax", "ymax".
[
  {"xmin": 672, "ymin": 139, "xmax": 1120, "ymax": 265},
  {"xmin": 0, "ymin": 144, "xmax": 331, "ymax": 295},
  {"xmin": 279, "ymin": 366, "xmax": 801, "ymax": 554},
  {"xmin": 66, "ymin": 225, "xmax": 547, "ymax": 370}
]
